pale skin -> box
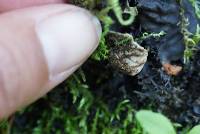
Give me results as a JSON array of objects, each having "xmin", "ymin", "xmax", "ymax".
[{"xmin": 0, "ymin": 0, "xmax": 102, "ymax": 119}]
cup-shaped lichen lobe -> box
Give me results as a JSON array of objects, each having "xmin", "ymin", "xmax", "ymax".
[{"xmin": 106, "ymin": 31, "xmax": 148, "ymax": 76}]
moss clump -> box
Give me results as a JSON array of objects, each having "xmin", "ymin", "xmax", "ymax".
[
  {"xmin": 189, "ymin": 0, "xmax": 200, "ymax": 19},
  {"xmin": 179, "ymin": 0, "xmax": 200, "ymax": 63},
  {"xmin": 6, "ymin": 70, "xmax": 143, "ymax": 134},
  {"xmin": 72, "ymin": 0, "xmax": 138, "ymax": 61}
]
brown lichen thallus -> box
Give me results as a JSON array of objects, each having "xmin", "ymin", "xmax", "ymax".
[{"xmin": 106, "ymin": 31, "xmax": 148, "ymax": 76}]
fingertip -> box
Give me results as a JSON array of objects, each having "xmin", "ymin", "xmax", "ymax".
[
  {"xmin": 0, "ymin": 0, "xmax": 65, "ymax": 12},
  {"xmin": 36, "ymin": 8, "xmax": 102, "ymax": 81},
  {"xmin": 0, "ymin": 4, "xmax": 101, "ymax": 119}
]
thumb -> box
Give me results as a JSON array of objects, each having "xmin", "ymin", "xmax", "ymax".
[{"xmin": 0, "ymin": 4, "xmax": 101, "ymax": 119}]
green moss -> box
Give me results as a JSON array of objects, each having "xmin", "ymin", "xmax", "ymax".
[
  {"xmin": 189, "ymin": 0, "xmax": 200, "ymax": 19},
  {"xmin": 179, "ymin": 1, "xmax": 200, "ymax": 63},
  {"xmin": 107, "ymin": 0, "xmax": 137, "ymax": 26},
  {"xmin": 8, "ymin": 71, "xmax": 143, "ymax": 134},
  {"xmin": 0, "ymin": 119, "xmax": 10, "ymax": 134},
  {"xmin": 72, "ymin": 0, "xmax": 138, "ymax": 61},
  {"xmin": 135, "ymin": 31, "xmax": 166, "ymax": 43},
  {"xmin": 91, "ymin": 10, "xmax": 112, "ymax": 60},
  {"xmin": 71, "ymin": 0, "xmax": 97, "ymax": 9}
]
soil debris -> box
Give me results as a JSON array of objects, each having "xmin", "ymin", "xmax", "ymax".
[{"xmin": 162, "ymin": 63, "xmax": 182, "ymax": 76}]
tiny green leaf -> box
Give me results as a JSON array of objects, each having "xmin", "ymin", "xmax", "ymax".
[
  {"xmin": 188, "ymin": 125, "xmax": 200, "ymax": 134},
  {"xmin": 136, "ymin": 110, "xmax": 176, "ymax": 134}
]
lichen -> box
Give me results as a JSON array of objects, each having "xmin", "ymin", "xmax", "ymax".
[
  {"xmin": 106, "ymin": 31, "xmax": 148, "ymax": 76},
  {"xmin": 107, "ymin": 0, "xmax": 138, "ymax": 26},
  {"xmin": 72, "ymin": 0, "xmax": 138, "ymax": 60}
]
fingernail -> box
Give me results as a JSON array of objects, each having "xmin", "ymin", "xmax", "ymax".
[{"xmin": 36, "ymin": 9, "xmax": 102, "ymax": 78}]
